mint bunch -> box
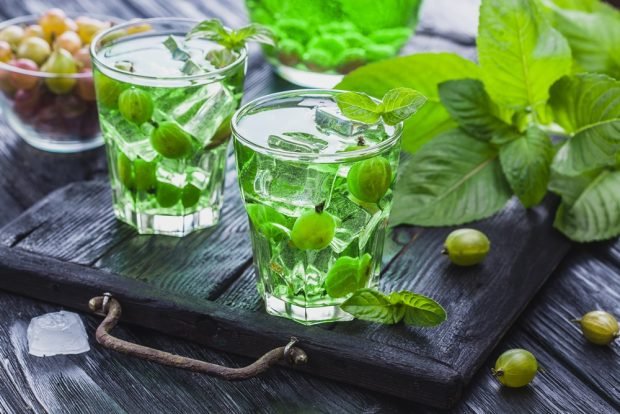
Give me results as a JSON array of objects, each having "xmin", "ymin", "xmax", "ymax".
[
  {"xmin": 337, "ymin": 0, "xmax": 620, "ymax": 242},
  {"xmin": 335, "ymin": 87, "xmax": 427, "ymax": 126},
  {"xmin": 341, "ymin": 289, "xmax": 447, "ymax": 327}
]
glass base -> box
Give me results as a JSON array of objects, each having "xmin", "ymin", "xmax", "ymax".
[
  {"xmin": 114, "ymin": 204, "xmax": 220, "ymax": 237},
  {"xmin": 274, "ymin": 65, "xmax": 344, "ymax": 89},
  {"xmin": 5, "ymin": 108, "xmax": 103, "ymax": 153},
  {"xmin": 264, "ymin": 293, "xmax": 354, "ymax": 325}
]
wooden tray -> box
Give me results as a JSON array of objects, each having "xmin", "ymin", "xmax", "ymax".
[{"xmin": 0, "ymin": 169, "xmax": 571, "ymax": 409}]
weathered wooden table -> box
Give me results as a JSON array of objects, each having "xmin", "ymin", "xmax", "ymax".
[{"xmin": 0, "ymin": 0, "xmax": 618, "ymax": 413}]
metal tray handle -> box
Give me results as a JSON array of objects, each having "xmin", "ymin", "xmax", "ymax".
[{"xmin": 88, "ymin": 293, "xmax": 308, "ymax": 380}]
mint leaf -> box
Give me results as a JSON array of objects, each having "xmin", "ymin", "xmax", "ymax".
[
  {"xmin": 341, "ymin": 289, "xmax": 404, "ymax": 324},
  {"xmin": 547, "ymin": 0, "xmax": 600, "ymax": 11},
  {"xmin": 206, "ymin": 49, "xmax": 237, "ymax": 69},
  {"xmin": 336, "ymin": 53, "xmax": 481, "ymax": 153},
  {"xmin": 389, "ymin": 292, "xmax": 447, "ymax": 327},
  {"xmin": 499, "ymin": 126, "xmax": 553, "ymax": 207},
  {"xmin": 324, "ymin": 254, "xmax": 372, "ymax": 298},
  {"xmin": 188, "ymin": 19, "xmax": 274, "ymax": 50},
  {"xmin": 245, "ymin": 204, "xmax": 291, "ymax": 241},
  {"xmin": 381, "ymin": 88, "xmax": 427, "ymax": 126},
  {"xmin": 554, "ymin": 170, "xmax": 620, "ymax": 241},
  {"xmin": 390, "ymin": 129, "xmax": 512, "ymax": 227},
  {"xmin": 438, "ymin": 79, "xmax": 508, "ymax": 140},
  {"xmin": 478, "ymin": 0, "xmax": 571, "ymax": 110},
  {"xmin": 549, "ymin": 168, "xmax": 603, "ymax": 205},
  {"xmin": 549, "ymin": 7, "xmax": 620, "ymax": 78},
  {"xmin": 335, "ymin": 92, "xmax": 382, "ymax": 124},
  {"xmin": 549, "ymin": 74, "xmax": 620, "ymax": 175}
]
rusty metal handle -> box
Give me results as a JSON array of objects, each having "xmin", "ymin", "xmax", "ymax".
[{"xmin": 88, "ymin": 293, "xmax": 308, "ymax": 380}]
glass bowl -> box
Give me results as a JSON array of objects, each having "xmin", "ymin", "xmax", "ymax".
[{"xmin": 0, "ymin": 14, "xmax": 120, "ymax": 153}]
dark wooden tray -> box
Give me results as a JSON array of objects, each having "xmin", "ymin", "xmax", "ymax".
[{"xmin": 0, "ymin": 167, "xmax": 572, "ymax": 409}]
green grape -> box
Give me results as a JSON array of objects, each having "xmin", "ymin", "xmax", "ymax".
[
  {"xmin": 291, "ymin": 204, "xmax": 336, "ymax": 250},
  {"xmin": 156, "ymin": 182, "xmax": 182, "ymax": 208},
  {"xmin": 41, "ymin": 47, "xmax": 77, "ymax": 94},
  {"xmin": 443, "ymin": 229, "xmax": 490, "ymax": 266},
  {"xmin": 347, "ymin": 156, "xmax": 392, "ymax": 203},
  {"xmin": 150, "ymin": 121, "xmax": 193, "ymax": 159},
  {"xmin": 181, "ymin": 184, "xmax": 202, "ymax": 208},
  {"xmin": 134, "ymin": 158, "xmax": 157, "ymax": 192},
  {"xmin": 94, "ymin": 71, "xmax": 126, "ymax": 109},
  {"xmin": 116, "ymin": 152, "xmax": 134, "ymax": 191},
  {"xmin": 492, "ymin": 349, "xmax": 538, "ymax": 388},
  {"xmin": 118, "ymin": 88, "xmax": 153, "ymax": 125}
]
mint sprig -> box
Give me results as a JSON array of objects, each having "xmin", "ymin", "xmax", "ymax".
[
  {"xmin": 335, "ymin": 88, "xmax": 427, "ymax": 126},
  {"xmin": 336, "ymin": 0, "xmax": 620, "ymax": 243},
  {"xmin": 341, "ymin": 288, "xmax": 446, "ymax": 327},
  {"xmin": 187, "ymin": 19, "xmax": 275, "ymax": 51}
]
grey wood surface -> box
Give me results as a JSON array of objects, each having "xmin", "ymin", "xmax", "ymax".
[{"xmin": 0, "ymin": 0, "xmax": 618, "ymax": 413}]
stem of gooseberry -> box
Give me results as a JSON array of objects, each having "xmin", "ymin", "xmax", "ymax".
[
  {"xmin": 315, "ymin": 201, "xmax": 326, "ymax": 213},
  {"xmin": 357, "ymin": 136, "xmax": 366, "ymax": 146},
  {"xmin": 441, "ymin": 248, "xmax": 448, "ymax": 255},
  {"xmin": 491, "ymin": 368, "xmax": 503, "ymax": 377},
  {"xmin": 149, "ymin": 120, "xmax": 159, "ymax": 129}
]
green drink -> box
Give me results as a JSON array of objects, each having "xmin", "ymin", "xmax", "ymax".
[
  {"xmin": 91, "ymin": 19, "xmax": 246, "ymax": 236},
  {"xmin": 232, "ymin": 90, "xmax": 402, "ymax": 324},
  {"xmin": 246, "ymin": 0, "xmax": 423, "ymax": 87}
]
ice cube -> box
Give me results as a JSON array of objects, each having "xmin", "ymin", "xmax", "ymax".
[
  {"xmin": 253, "ymin": 155, "xmax": 338, "ymax": 216},
  {"xmin": 315, "ymin": 105, "xmax": 370, "ymax": 136},
  {"xmin": 157, "ymin": 159, "xmax": 188, "ymax": 187},
  {"xmin": 267, "ymin": 132, "xmax": 329, "ymax": 153},
  {"xmin": 27, "ymin": 311, "xmax": 90, "ymax": 357},
  {"xmin": 359, "ymin": 209, "xmax": 389, "ymax": 250},
  {"xmin": 326, "ymin": 190, "xmax": 371, "ymax": 253},
  {"xmin": 152, "ymin": 81, "xmax": 235, "ymax": 147}
]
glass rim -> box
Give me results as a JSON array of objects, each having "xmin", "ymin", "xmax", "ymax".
[
  {"xmin": 0, "ymin": 13, "xmax": 122, "ymax": 79},
  {"xmin": 90, "ymin": 17, "xmax": 247, "ymax": 83},
  {"xmin": 231, "ymin": 89, "xmax": 403, "ymax": 163}
]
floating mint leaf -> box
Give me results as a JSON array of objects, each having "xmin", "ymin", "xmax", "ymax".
[
  {"xmin": 335, "ymin": 92, "xmax": 382, "ymax": 124},
  {"xmin": 188, "ymin": 19, "xmax": 274, "ymax": 51},
  {"xmin": 341, "ymin": 289, "xmax": 404, "ymax": 324},
  {"xmin": 163, "ymin": 35, "xmax": 191, "ymax": 62},
  {"xmin": 388, "ymin": 291, "xmax": 447, "ymax": 327},
  {"xmin": 245, "ymin": 204, "xmax": 291, "ymax": 241},
  {"xmin": 381, "ymin": 87, "xmax": 427, "ymax": 126},
  {"xmin": 206, "ymin": 48, "xmax": 237, "ymax": 69},
  {"xmin": 325, "ymin": 253, "xmax": 373, "ymax": 298}
]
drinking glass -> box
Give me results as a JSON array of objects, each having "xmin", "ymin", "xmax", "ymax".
[{"xmin": 232, "ymin": 90, "xmax": 402, "ymax": 324}]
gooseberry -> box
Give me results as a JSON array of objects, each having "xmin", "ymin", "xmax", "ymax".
[
  {"xmin": 134, "ymin": 158, "xmax": 157, "ymax": 192},
  {"xmin": 117, "ymin": 152, "xmax": 134, "ymax": 190},
  {"xmin": 55, "ymin": 31, "xmax": 82, "ymax": 54},
  {"xmin": 573, "ymin": 311, "xmax": 619, "ymax": 345},
  {"xmin": 76, "ymin": 69, "xmax": 96, "ymax": 101},
  {"xmin": 64, "ymin": 17, "xmax": 78, "ymax": 33},
  {"xmin": 182, "ymin": 184, "xmax": 202, "ymax": 208},
  {"xmin": 291, "ymin": 203, "xmax": 336, "ymax": 250},
  {"xmin": 118, "ymin": 88, "xmax": 153, "ymax": 125},
  {"xmin": 76, "ymin": 16, "xmax": 108, "ymax": 44},
  {"xmin": 39, "ymin": 9, "xmax": 69, "ymax": 41},
  {"xmin": 0, "ymin": 25, "xmax": 25, "ymax": 49},
  {"xmin": 347, "ymin": 156, "xmax": 392, "ymax": 203},
  {"xmin": 41, "ymin": 47, "xmax": 77, "ymax": 94},
  {"xmin": 0, "ymin": 41, "xmax": 13, "ymax": 63},
  {"xmin": 22, "ymin": 25, "xmax": 44, "ymax": 40},
  {"xmin": 442, "ymin": 229, "xmax": 490, "ymax": 266},
  {"xmin": 8, "ymin": 58, "xmax": 39, "ymax": 90},
  {"xmin": 156, "ymin": 181, "xmax": 182, "ymax": 208},
  {"xmin": 17, "ymin": 37, "xmax": 51, "ymax": 65},
  {"xmin": 492, "ymin": 349, "xmax": 538, "ymax": 388},
  {"xmin": 365, "ymin": 43, "xmax": 396, "ymax": 62},
  {"xmin": 73, "ymin": 46, "xmax": 91, "ymax": 69},
  {"xmin": 150, "ymin": 121, "xmax": 194, "ymax": 159},
  {"xmin": 94, "ymin": 71, "xmax": 126, "ymax": 109},
  {"xmin": 13, "ymin": 87, "xmax": 43, "ymax": 120}
]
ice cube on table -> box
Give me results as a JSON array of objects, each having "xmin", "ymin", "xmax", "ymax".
[
  {"xmin": 27, "ymin": 311, "xmax": 90, "ymax": 357},
  {"xmin": 326, "ymin": 190, "xmax": 371, "ymax": 253},
  {"xmin": 315, "ymin": 105, "xmax": 370, "ymax": 136},
  {"xmin": 153, "ymin": 81, "xmax": 235, "ymax": 147},
  {"xmin": 267, "ymin": 132, "xmax": 329, "ymax": 153}
]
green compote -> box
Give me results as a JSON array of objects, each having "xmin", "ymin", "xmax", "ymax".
[
  {"xmin": 233, "ymin": 90, "xmax": 402, "ymax": 324},
  {"xmin": 91, "ymin": 19, "xmax": 246, "ymax": 236}
]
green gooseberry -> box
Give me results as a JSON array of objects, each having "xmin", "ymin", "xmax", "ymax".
[
  {"xmin": 291, "ymin": 203, "xmax": 336, "ymax": 250},
  {"xmin": 116, "ymin": 152, "xmax": 134, "ymax": 190},
  {"xmin": 275, "ymin": 18, "xmax": 311, "ymax": 44},
  {"xmin": 364, "ymin": 43, "xmax": 396, "ymax": 62},
  {"xmin": 150, "ymin": 121, "xmax": 194, "ymax": 159},
  {"xmin": 134, "ymin": 158, "xmax": 157, "ymax": 192},
  {"xmin": 118, "ymin": 88, "xmax": 154, "ymax": 125},
  {"xmin": 303, "ymin": 48, "xmax": 334, "ymax": 70},
  {"xmin": 94, "ymin": 71, "xmax": 126, "ymax": 109},
  {"xmin": 41, "ymin": 47, "xmax": 78, "ymax": 94},
  {"xmin": 443, "ymin": 229, "xmax": 490, "ymax": 266},
  {"xmin": 492, "ymin": 349, "xmax": 538, "ymax": 388},
  {"xmin": 307, "ymin": 35, "xmax": 347, "ymax": 58},
  {"xmin": 369, "ymin": 27, "xmax": 413, "ymax": 48},
  {"xmin": 347, "ymin": 156, "xmax": 392, "ymax": 203},
  {"xmin": 181, "ymin": 184, "xmax": 202, "ymax": 208},
  {"xmin": 319, "ymin": 21, "xmax": 358, "ymax": 35},
  {"xmin": 341, "ymin": 32, "xmax": 369, "ymax": 48},
  {"xmin": 574, "ymin": 310, "xmax": 619, "ymax": 346},
  {"xmin": 156, "ymin": 181, "xmax": 182, "ymax": 208}
]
